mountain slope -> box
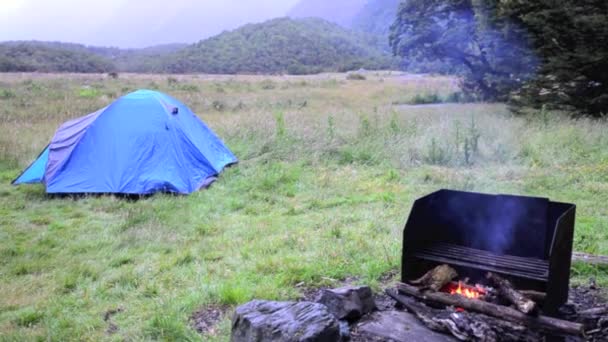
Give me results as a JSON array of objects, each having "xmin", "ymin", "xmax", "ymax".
[
  {"xmin": 287, "ymin": 0, "xmax": 367, "ymax": 28},
  {"xmin": 0, "ymin": 41, "xmax": 188, "ymax": 73},
  {"xmin": 0, "ymin": 41, "xmax": 115, "ymax": 73},
  {"xmin": 160, "ymin": 17, "xmax": 397, "ymax": 74}
]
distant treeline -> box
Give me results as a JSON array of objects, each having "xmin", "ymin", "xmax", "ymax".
[
  {"xmin": 0, "ymin": 42, "xmax": 115, "ymax": 73},
  {"xmin": 0, "ymin": 18, "xmax": 398, "ymax": 75}
]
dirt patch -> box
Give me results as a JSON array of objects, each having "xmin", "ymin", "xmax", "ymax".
[
  {"xmin": 103, "ymin": 306, "xmax": 124, "ymax": 335},
  {"xmin": 190, "ymin": 305, "xmax": 230, "ymax": 336},
  {"xmin": 568, "ymin": 283, "xmax": 608, "ymax": 311}
]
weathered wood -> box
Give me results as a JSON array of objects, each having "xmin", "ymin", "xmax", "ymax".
[
  {"xmin": 578, "ymin": 306, "xmax": 608, "ymax": 317},
  {"xmin": 409, "ymin": 265, "xmax": 458, "ymax": 292},
  {"xmin": 487, "ymin": 272, "xmax": 537, "ymax": 314},
  {"xmin": 520, "ymin": 290, "xmax": 547, "ymax": 303},
  {"xmin": 572, "ymin": 252, "xmax": 608, "ymax": 265},
  {"xmin": 387, "ymin": 289, "xmax": 496, "ymax": 341},
  {"xmin": 395, "ymin": 282, "xmax": 584, "ymax": 336},
  {"xmin": 386, "ymin": 289, "xmax": 542, "ymax": 342}
]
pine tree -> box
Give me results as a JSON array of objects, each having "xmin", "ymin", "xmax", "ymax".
[{"xmin": 500, "ymin": 0, "xmax": 608, "ymax": 116}]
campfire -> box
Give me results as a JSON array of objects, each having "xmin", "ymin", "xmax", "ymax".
[
  {"xmin": 442, "ymin": 281, "xmax": 486, "ymax": 300},
  {"xmin": 387, "ymin": 190, "xmax": 590, "ymax": 341}
]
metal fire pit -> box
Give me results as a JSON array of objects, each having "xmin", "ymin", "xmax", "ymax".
[{"xmin": 401, "ymin": 190, "xmax": 576, "ymax": 315}]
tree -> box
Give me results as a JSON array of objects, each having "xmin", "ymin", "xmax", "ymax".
[
  {"xmin": 500, "ymin": 0, "xmax": 608, "ymax": 116},
  {"xmin": 389, "ymin": 0, "xmax": 537, "ymax": 101},
  {"xmin": 391, "ymin": 0, "xmax": 608, "ymax": 116}
]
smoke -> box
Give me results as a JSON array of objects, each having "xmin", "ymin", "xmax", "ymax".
[{"xmin": 437, "ymin": 191, "xmax": 549, "ymax": 258}]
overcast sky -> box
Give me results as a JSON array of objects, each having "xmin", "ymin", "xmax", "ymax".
[{"xmin": 0, "ymin": 0, "xmax": 300, "ymax": 48}]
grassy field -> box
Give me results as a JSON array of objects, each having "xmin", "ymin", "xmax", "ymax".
[{"xmin": 1, "ymin": 72, "xmax": 607, "ymax": 341}]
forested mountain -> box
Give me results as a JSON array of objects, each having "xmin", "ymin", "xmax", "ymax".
[
  {"xmin": 0, "ymin": 41, "xmax": 187, "ymax": 73},
  {"xmin": 88, "ymin": 44, "xmax": 188, "ymax": 72},
  {"xmin": 287, "ymin": 0, "xmax": 367, "ymax": 28},
  {"xmin": 0, "ymin": 41, "xmax": 115, "ymax": 73},
  {"xmin": 159, "ymin": 17, "xmax": 397, "ymax": 74}
]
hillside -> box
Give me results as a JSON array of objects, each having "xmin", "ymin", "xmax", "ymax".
[
  {"xmin": 0, "ymin": 41, "xmax": 187, "ymax": 73},
  {"xmin": 287, "ymin": 0, "xmax": 367, "ymax": 28},
  {"xmin": 160, "ymin": 17, "xmax": 397, "ymax": 75},
  {"xmin": 0, "ymin": 41, "xmax": 115, "ymax": 73},
  {"xmin": 87, "ymin": 43, "xmax": 188, "ymax": 72}
]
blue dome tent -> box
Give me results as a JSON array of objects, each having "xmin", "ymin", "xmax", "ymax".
[{"xmin": 13, "ymin": 90, "xmax": 237, "ymax": 194}]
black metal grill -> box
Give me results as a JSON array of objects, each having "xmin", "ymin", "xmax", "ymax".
[
  {"xmin": 401, "ymin": 190, "xmax": 576, "ymax": 315},
  {"xmin": 411, "ymin": 243, "xmax": 549, "ymax": 282}
]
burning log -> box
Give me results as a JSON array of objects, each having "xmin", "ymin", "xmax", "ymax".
[
  {"xmin": 386, "ymin": 289, "xmax": 543, "ymax": 342},
  {"xmin": 395, "ymin": 282, "xmax": 584, "ymax": 336},
  {"xmin": 486, "ymin": 272, "xmax": 537, "ymax": 314},
  {"xmin": 443, "ymin": 281, "xmax": 489, "ymax": 300},
  {"xmin": 408, "ymin": 264, "xmax": 458, "ymax": 292}
]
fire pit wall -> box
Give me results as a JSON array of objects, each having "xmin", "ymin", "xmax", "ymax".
[{"xmin": 402, "ymin": 190, "xmax": 576, "ymax": 315}]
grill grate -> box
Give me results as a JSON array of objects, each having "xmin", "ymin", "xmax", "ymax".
[{"xmin": 410, "ymin": 242, "xmax": 549, "ymax": 282}]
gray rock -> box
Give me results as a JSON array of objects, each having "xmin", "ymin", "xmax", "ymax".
[
  {"xmin": 356, "ymin": 311, "xmax": 457, "ymax": 342},
  {"xmin": 318, "ymin": 286, "xmax": 376, "ymax": 321},
  {"xmin": 231, "ymin": 300, "xmax": 341, "ymax": 342}
]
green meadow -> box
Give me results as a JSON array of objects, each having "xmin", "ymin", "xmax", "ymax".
[{"xmin": 1, "ymin": 72, "xmax": 607, "ymax": 341}]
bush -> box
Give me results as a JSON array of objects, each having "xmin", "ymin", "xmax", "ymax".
[
  {"xmin": 346, "ymin": 73, "xmax": 366, "ymax": 81},
  {"xmin": 177, "ymin": 84, "xmax": 200, "ymax": 92},
  {"xmin": 409, "ymin": 93, "xmax": 441, "ymax": 105},
  {"xmin": 260, "ymin": 79, "xmax": 277, "ymax": 90},
  {"xmin": 78, "ymin": 88, "xmax": 100, "ymax": 98},
  {"xmin": 0, "ymin": 89, "xmax": 15, "ymax": 99},
  {"xmin": 167, "ymin": 77, "xmax": 178, "ymax": 86}
]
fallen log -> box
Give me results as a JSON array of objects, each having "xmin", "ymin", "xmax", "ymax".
[
  {"xmin": 396, "ymin": 282, "xmax": 584, "ymax": 336},
  {"xmin": 578, "ymin": 306, "xmax": 608, "ymax": 317},
  {"xmin": 386, "ymin": 289, "xmax": 542, "ymax": 342},
  {"xmin": 572, "ymin": 252, "xmax": 608, "ymax": 265},
  {"xmin": 487, "ymin": 272, "xmax": 536, "ymax": 314},
  {"xmin": 386, "ymin": 289, "xmax": 496, "ymax": 341}
]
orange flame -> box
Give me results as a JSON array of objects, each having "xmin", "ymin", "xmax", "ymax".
[{"xmin": 444, "ymin": 281, "xmax": 485, "ymax": 299}]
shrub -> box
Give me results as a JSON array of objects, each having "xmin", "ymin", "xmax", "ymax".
[
  {"xmin": 409, "ymin": 93, "xmax": 441, "ymax": 105},
  {"xmin": 15, "ymin": 308, "xmax": 44, "ymax": 327},
  {"xmin": 167, "ymin": 77, "xmax": 178, "ymax": 86},
  {"xmin": 0, "ymin": 89, "xmax": 15, "ymax": 99},
  {"xmin": 178, "ymin": 84, "xmax": 200, "ymax": 92},
  {"xmin": 77, "ymin": 88, "xmax": 100, "ymax": 98},
  {"xmin": 211, "ymin": 100, "xmax": 226, "ymax": 111},
  {"xmin": 347, "ymin": 73, "xmax": 366, "ymax": 81},
  {"xmin": 260, "ymin": 79, "xmax": 277, "ymax": 90}
]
